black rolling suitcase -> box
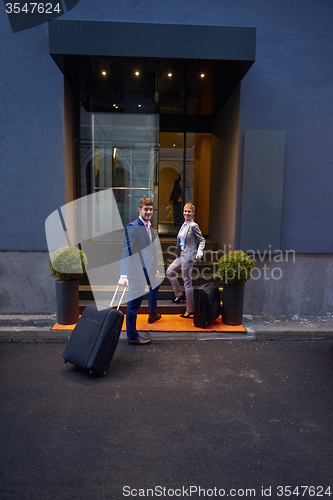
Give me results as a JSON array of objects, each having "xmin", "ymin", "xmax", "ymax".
[
  {"xmin": 63, "ymin": 285, "xmax": 126, "ymax": 376},
  {"xmin": 193, "ymin": 282, "xmax": 221, "ymax": 328}
]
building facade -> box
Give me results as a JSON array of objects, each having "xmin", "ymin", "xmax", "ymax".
[{"xmin": 1, "ymin": 0, "xmax": 333, "ymax": 315}]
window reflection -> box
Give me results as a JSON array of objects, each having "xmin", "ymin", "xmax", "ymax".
[{"xmin": 80, "ymin": 107, "xmax": 158, "ymax": 229}]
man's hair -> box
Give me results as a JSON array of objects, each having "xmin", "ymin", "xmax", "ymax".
[
  {"xmin": 139, "ymin": 197, "xmax": 154, "ymax": 208},
  {"xmin": 184, "ymin": 202, "xmax": 195, "ymax": 214}
]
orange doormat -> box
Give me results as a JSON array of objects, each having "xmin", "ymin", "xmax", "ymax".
[{"xmin": 52, "ymin": 314, "xmax": 246, "ymax": 333}]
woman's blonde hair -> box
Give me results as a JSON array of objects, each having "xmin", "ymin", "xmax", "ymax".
[{"xmin": 184, "ymin": 202, "xmax": 195, "ymax": 214}]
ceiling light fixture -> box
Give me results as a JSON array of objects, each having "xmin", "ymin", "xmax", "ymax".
[
  {"xmin": 200, "ymin": 73, "xmax": 205, "ymax": 78},
  {"xmin": 135, "ymin": 71, "xmax": 140, "ymax": 76},
  {"xmin": 168, "ymin": 73, "xmax": 172, "ymax": 77}
]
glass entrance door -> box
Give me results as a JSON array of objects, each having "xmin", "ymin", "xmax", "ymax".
[
  {"xmin": 79, "ymin": 106, "xmax": 211, "ymax": 236},
  {"xmin": 158, "ymin": 132, "xmax": 211, "ymax": 235},
  {"xmin": 158, "ymin": 132, "xmax": 185, "ymax": 234},
  {"xmin": 80, "ymin": 106, "xmax": 159, "ymax": 232}
]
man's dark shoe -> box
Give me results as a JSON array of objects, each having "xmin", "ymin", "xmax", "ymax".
[
  {"xmin": 148, "ymin": 312, "xmax": 161, "ymax": 324},
  {"xmin": 128, "ymin": 337, "xmax": 151, "ymax": 345}
]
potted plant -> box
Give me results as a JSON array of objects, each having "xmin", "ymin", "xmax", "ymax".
[
  {"xmin": 217, "ymin": 250, "xmax": 254, "ymax": 326},
  {"xmin": 50, "ymin": 246, "xmax": 88, "ymax": 325}
]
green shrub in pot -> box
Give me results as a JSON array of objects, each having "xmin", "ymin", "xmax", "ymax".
[
  {"xmin": 50, "ymin": 246, "xmax": 88, "ymax": 282},
  {"xmin": 50, "ymin": 246, "xmax": 88, "ymax": 325},
  {"xmin": 217, "ymin": 250, "xmax": 254, "ymax": 286},
  {"xmin": 217, "ymin": 250, "xmax": 254, "ymax": 326}
]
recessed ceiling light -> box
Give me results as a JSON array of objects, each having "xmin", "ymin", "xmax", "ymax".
[
  {"xmin": 168, "ymin": 73, "xmax": 172, "ymax": 77},
  {"xmin": 138, "ymin": 104, "xmax": 142, "ymax": 108},
  {"xmin": 200, "ymin": 73, "xmax": 205, "ymax": 78},
  {"xmin": 135, "ymin": 71, "xmax": 140, "ymax": 76},
  {"xmin": 101, "ymin": 70, "xmax": 107, "ymax": 76}
]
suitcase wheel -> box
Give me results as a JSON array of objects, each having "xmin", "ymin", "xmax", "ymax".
[{"xmin": 89, "ymin": 369, "xmax": 107, "ymax": 377}]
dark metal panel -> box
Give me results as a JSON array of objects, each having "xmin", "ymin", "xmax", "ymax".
[
  {"xmin": 160, "ymin": 114, "xmax": 213, "ymax": 132},
  {"xmin": 240, "ymin": 130, "xmax": 286, "ymax": 253},
  {"xmin": 49, "ymin": 20, "xmax": 256, "ymax": 61}
]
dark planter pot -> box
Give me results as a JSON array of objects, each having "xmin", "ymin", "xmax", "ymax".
[
  {"xmin": 55, "ymin": 279, "xmax": 79, "ymax": 325},
  {"xmin": 222, "ymin": 284, "xmax": 245, "ymax": 326}
]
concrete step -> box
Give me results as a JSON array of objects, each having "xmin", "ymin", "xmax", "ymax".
[
  {"xmin": 80, "ymin": 266, "xmax": 220, "ymax": 286},
  {"xmin": 79, "ymin": 299, "xmax": 195, "ymax": 315},
  {"xmin": 79, "ymin": 280, "xmax": 223, "ymax": 302},
  {"xmin": 159, "ymin": 237, "xmax": 222, "ymax": 251},
  {"xmin": 79, "ymin": 281, "xmax": 224, "ymax": 315},
  {"xmin": 78, "ymin": 237, "xmax": 225, "ymax": 307}
]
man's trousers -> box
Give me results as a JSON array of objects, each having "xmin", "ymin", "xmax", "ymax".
[{"xmin": 126, "ymin": 279, "xmax": 160, "ymax": 340}]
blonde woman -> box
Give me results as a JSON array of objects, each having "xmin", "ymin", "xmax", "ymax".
[{"xmin": 166, "ymin": 203, "xmax": 205, "ymax": 318}]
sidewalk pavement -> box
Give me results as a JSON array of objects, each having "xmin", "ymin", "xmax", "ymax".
[{"xmin": 1, "ymin": 313, "xmax": 333, "ymax": 342}]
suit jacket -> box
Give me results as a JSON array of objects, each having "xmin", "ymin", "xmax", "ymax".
[
  {"xmin": 120, "ymin": 217, "xmax": 159, "ymax": 281},
  {"xmin": 175, "ymin": 220, "xmax": 206, "ymax": 262}
]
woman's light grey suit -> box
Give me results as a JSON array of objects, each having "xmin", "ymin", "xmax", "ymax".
[{"xmin": 166, "ymin": 220, "xmax": 205, "ymax": 313}]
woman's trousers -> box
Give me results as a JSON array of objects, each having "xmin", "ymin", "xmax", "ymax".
[{"xmin": 166, "ymin": 254, "xmax": 195, "ymax": 313}]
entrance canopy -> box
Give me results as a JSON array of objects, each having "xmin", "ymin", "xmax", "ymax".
[
  {"xmin": 49, "ymin": 20, "xmax": 256, "ymax": 60},
  {"xmin": 49, "ymin": 20, "xmax": 256, "ymax": 120},
  {"xmin": 48, "ymin": 20, "xmax": 256, "ymax": 234}
]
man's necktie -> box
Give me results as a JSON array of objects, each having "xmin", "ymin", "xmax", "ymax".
[{"xmin": 147, "ymin": 224, "xmax": 152, "ymax": 241}]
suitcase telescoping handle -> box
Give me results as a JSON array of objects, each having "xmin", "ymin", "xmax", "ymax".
[
  {"xmin": 197, "ymin": 257, "xmax": 204, "ymax": 287},
  {"xmin": 109, "ymin": 284, "xmax": 127, "ymax": 310}
]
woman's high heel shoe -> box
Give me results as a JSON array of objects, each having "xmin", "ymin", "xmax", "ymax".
[
  {"xmin": 180, "ymin": 312, "xmax": 194, "ymax": 318},
  {"xmin": 172, "ymin": 293, "xmax": 185, "ymax": 303}
]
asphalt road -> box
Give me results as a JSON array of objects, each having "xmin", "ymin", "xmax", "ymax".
[{"xmin": 0, "ymin": 340, "xmax": 333, "ymax": 500}]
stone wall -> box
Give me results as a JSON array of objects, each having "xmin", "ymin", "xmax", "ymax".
[
  {"xmin": 244, "ymin": 253, "xmax": 333, "ymax": 316},
  {"xmin": 0, "ymin": 252, "xmax": 56, "ymax": 314},
  {"xmin": 1, "ymin": 251, "xmax": 333, "ymax": 316}
]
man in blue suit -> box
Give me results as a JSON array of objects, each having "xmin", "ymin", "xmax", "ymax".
[{"xmin": 118, "ymin": 197, "xmax": 161, "ymax": 345}]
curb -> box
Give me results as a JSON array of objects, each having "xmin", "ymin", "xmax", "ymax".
[{"xmin": 1, "ymin": 315, "xmax": 333, "ymax": 343}]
